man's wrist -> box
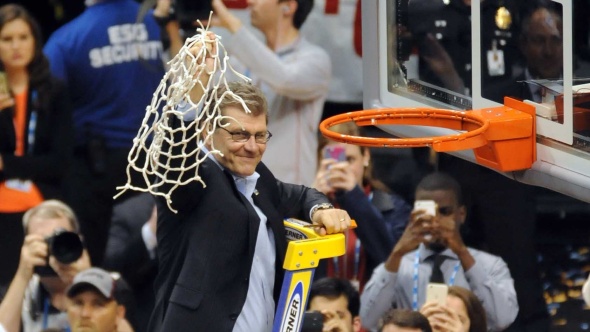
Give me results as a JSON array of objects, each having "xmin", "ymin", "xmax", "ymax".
[
  {"xmin": 455, "ymin": 246, "xmax": 475, "ymax": 270},
  {"xmin": 384, "ymin": 251, "xmax": 403, "ymax": 272},
  {"xmin": 309, "ymin": 203, "xmax": 334, "ymax": 221}
]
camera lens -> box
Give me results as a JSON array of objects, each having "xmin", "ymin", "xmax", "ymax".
[{"xmin": 51, "ymin": 231, "xmax": 83, "ymax": 264}]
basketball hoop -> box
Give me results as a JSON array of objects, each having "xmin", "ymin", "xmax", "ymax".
[
  {"xmin": 320, "ymin": 98, "xmax": 537, "ymax": 172},
  {"xmin": 320, "ymin": 108, "xmax": 490, "ymax": 151}
]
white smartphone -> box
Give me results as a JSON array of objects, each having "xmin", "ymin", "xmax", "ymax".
[
  {"xmin": 414, "ymin": 200, "xmax": 437, "ymax": 216},
  {"xmin": 426, "ymin": 283, "xmax": 448, "ymax": 305}
]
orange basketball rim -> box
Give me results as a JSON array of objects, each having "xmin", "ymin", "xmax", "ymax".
[{"xmin": 319, "ymin": 98, "xmax": 537, "ymax": 172}]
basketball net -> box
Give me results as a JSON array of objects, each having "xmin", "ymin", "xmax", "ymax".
[{"xmin": 115, "ymin": 25, "xmax": 250, "ymax": 212}]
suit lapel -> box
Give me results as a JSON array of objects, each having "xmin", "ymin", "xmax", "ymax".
[
  {"xmin": 252, "ymin": 187, "xmax": 287, "ymax": 303},
  {"xmin": 252, "ymin": 190, "xmax": 286, "ymax": 263},
  {"xmin": 222, "ymin": 169, "xmax": 260, "ymax": 263}
]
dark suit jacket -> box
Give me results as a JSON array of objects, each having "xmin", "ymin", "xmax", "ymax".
[
  {"xmin": 0, "ymin": 78, "xmax": 73, "ymax": 199},
  {"xmin": 103, "ymin": 192, "xmax": 156, "ymax": 332},
  {"xmin": 148, "ymin": 157, "xmax": 328, "ymax": 332}
]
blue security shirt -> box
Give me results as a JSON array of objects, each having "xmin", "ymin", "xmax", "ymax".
[{"xmin": 43, "ymin": 0, "xmax": 165, "ymax": 148}]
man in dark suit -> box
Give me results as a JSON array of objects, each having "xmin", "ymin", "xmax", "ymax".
[
  {"xmin": 147, "ymin": 33, "xmax": 352, "ymax": 332},
  {"xmin": 484, "ymin": 3, "xmax": 563, "ymax": 104},
  {"xmin": 103, "ymin": 192, "xmax": 156, "ymax": 332}
]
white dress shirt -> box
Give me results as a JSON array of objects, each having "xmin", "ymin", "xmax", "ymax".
[{"xmin": 360, "ymin": 244, "xmax": 518, "ymax": 331}]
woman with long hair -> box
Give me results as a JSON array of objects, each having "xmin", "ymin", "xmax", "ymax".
[
  {"xmin": 0, "ymin": 4, "xmax": 73, "ymax": 288},
  {"xmin": 420, "ymin": 285, "xmax": 487, "ymax": 332},
  {"xmin": 312, "ymin": 122, "xmax": 411, "ymax": 290}
]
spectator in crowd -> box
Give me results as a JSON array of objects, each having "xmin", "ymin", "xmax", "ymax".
[
  {"xmin": 485, "ymin": 3, "xmax": 563, "ymax": 104},
  {"xmin": 312, "ymin": 122, "xmax": 411, "ymax": 290},
  {"xmin": 360, "ymin": 172, "xmax": 518, "ymax": 331},
  {"xmin": 379, "ymin": 309, "xmax": 432, "ymax": 332},
  {"xmin": 300, "ymin": 0, "xmax": 363, "ymax": 120},
  {"xmin": 0, "ymin": 3, "xmax": 73, "ymax": 290},
  {"xmin": 103, "ymin": 193, "xmax": 156, "ymax": 332},
  {"xmin": 211, "ymin": 0, "xmax": 331, "ymax": 186},
  {"xmin": 42, "ymin": 0, "xmax": 166, "ymax": 265},
  {"xmin": 0, "ymin": 200, "xmax": 91, "ymax": 332},
  {"xmin": 148, "ymin": 33, "xmax": 351, "ymax": 331},
  {"xmin": 65, "ymin": 267, "xmax": 132, "ymax": 332},
  {"xmin": 307, "ymin": 277, "xmax": 362, "ymax": 332},
  {"xmin": 420, "ymin": 286, "xmax": 486, "ymax": 332}
]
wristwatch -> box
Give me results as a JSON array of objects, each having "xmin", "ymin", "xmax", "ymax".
[
  {"xmin": 153, "ymin": 13, "xmax": 173, "ymax": 27},
  {"xmin": 309, "ymin": 203, "xmax": 334, "ymax": 220}
]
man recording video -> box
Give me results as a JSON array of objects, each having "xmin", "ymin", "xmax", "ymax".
[
  {"xmin": 305, "ymin": 277, "xmax": 362, "ymax": 332},
  {"xmin": 0, "ymin": 200, "xmax": 91, "ymax": 331}
]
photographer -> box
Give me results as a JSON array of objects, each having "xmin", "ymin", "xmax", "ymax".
[
  {"xmin": 0, "ymin": 200, "xmax": 90, "ymax": 332},
  {"xmin": 306, "ymin": 277, "xmax": 362, "ymax": 332}
]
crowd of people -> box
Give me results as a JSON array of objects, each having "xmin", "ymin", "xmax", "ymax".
[{"xmin": 0, "ymin": 0, "xmax": 583, "ymax": 331}]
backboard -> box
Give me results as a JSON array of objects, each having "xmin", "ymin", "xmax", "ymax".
[{"xmin": 361, "ymin": 0, "xmax": 590, "ymax": 203}]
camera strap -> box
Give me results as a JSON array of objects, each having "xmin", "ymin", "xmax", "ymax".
[
  {"xmin": 42, "ymin": 298, "xmax": 49, "ymax": 329},
  {"xmin": 42, "ymin": 297, "xmax": 71, "ymax": 332}
]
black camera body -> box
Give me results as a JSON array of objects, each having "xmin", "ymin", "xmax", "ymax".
[
  {"xmin": 34, "ymin": 229, "xmax": 84, "ymax": 277},
  {"xmin": 174, "ymin": 0, "xmax": 213, "ymax": 31},
  {"xmin": 301, "ymin": 311, "xmax": 324, "ymax": 332}
]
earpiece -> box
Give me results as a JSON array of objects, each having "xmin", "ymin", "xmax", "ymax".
[{"xmin": 282, "ymin": 5, "xmax": 289, "ymax": 13}]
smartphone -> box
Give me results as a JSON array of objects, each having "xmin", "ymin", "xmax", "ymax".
[
  {"xmin": 426, "ymin": 283, "xmax": 448, "ymax": 305},
  {"xmin": 323, "ymin": 145, "xmax": 346, "ymax": 162},
  {"xmin": 414, "ymin": 200, "xmax": 437, "ymax": 216},
  {"xmin": 0, "ymin": 72, "xmax": 8, "ymax": 95}
]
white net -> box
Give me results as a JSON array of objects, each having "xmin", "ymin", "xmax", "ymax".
[{"xmin": 115, "ymin": 26, "xmax": 251, "ymax": 212}]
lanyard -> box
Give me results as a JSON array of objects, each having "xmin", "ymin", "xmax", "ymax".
[
  {"xmin": 412, "ymin": 250, "xmax": 461, "ymax": 311},
  {"xmin": 43, "ymin": 298, "xmax": 49, "ymax": 329},
  {"xmin": 27, "ymin": 90, "xmax": 38, "ymax": 154}
]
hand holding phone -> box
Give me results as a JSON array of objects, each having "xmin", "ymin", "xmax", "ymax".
[
  {"xmin": 414, "ymin": 200, "xmax": 437, "ymax": 241},
  {"xmin": 426, "ymin": 283, "xmax": 448, "ymax": 305}
]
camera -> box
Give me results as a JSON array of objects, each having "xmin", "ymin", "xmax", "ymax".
[
  {"xmin": 301, "ymin": 311, "xmax": 323, "ymax": 332},
  {"xmin": 174, "ymin": 0, "xmax": 213, "ymax": 31},
  {"xmin": 34, "ymin": 229, "xmax": 84, "ymax": 277}
]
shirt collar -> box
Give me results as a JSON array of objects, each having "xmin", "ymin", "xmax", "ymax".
[
  {"xmin": 201, "ymin": 144, "xmax": 223, "ymax": 170},
  {"xmin": 276, "ymin": 36, "xmax": 301, "ymax": 58},
  {"xmin": 418, "ymin": 243, "xmax": 459, "ymax": 263},
  {"xmin": 201, "ymin": 144, "xmax": 260, "ymax": 197}
]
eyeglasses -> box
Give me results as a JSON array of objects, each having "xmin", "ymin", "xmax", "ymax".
[
  {"xmin": 219, "ymin": 127, "xmax": 273, "ymax": 144},
  {"xmin": 437, "ymin": 206, "xmax": 455, "ymax": 217}
]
